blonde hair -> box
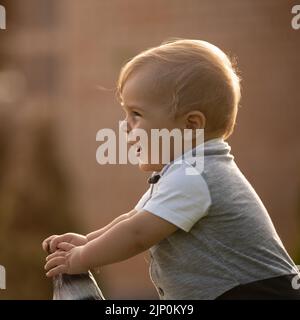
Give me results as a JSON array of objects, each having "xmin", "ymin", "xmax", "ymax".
[{"xmin": 116, "ymin": 39, "xmax": 241, "ymax": 139}]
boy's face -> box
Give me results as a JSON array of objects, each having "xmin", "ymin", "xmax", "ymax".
[{"xmin": 120, "ymin": 65, "xmax": 185, "ymax": 172}]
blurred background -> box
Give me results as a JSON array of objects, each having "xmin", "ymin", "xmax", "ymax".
[{"xmin": 0, "ymin": 0, "xmax": 299, "ymax": 299}]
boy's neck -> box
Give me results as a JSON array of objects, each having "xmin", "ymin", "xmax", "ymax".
[{"xmin": 204, "ymin": 132, "xmax": 224, "ymax": 142}]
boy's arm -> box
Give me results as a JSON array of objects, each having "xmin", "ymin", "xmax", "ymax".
[
  {"xmin": 86, "ymin": 209, "xmax": 137, "ymax": 241},
  {"xmin": 80, "ymin": 210, "xmax": 178, "ymax": 269},
  {"xmin": 42, "ymin": 209, "xmax": 137, "ymax": 253},
  {"xmin": 45, "ymin": 210, "xmax": 178, "ymax": 276}
]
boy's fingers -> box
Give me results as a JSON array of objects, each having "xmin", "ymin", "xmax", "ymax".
[
  {"xmin": 49, "ymin": 235, "xmax": 65, "ymax": 253},
  {"xmin": 57, "ymin": 242, "xmax": 75, "ymax": 251},
  {"xmin": 42, "ymin": 241, "xmax": 48, "ymax": 252},
  {"xmin": 44, "ymin": 256, "xmax": 66, "ymax": 271},
  {"xmin": 46, "ymin": 249, "xmax": 66, "ymax": 261},
  {"xmin": 42, "ymin": 235, "xmax": 57, "ymax": 252},
  {"xmin": 42, "ymin": 240, "xmax": 53, "ymax": 254},
  {"xmin": 46, "ymin": 265, "xmax": 68, "ymax": 278},
  {"xmin": 43, "ymin": 235, "xmax": 57, "ymax": 244}
]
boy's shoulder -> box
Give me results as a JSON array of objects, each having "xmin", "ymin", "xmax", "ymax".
[{"xmin": 159, "ymin": 137, "xmax": 232, "ymax": 187}]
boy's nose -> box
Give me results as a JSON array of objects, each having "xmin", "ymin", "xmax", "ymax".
[{"xmin": 120, "ymin": 120, "xmax": 138, "ymax": 146}]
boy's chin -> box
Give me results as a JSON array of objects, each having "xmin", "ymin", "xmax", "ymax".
[{"xmin": 138, "ymin": 162, "xmax": 164, "ymax": 172}]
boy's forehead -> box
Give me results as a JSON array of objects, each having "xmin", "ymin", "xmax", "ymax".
[{"xmin": 121, "ymin": 65, "xmax": 170, "ymax": 108}]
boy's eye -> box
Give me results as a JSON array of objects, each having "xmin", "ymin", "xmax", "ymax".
[{"xmin": 131, "ymin": 111, "xmax": 141, "ymax": 117}]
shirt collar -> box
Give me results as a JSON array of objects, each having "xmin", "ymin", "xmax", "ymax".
[{"xmin": 153, "ymin": 137, "xmax": 225, "ymax": 177}]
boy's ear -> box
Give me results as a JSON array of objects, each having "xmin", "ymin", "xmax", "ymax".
[{"xmin": 184, "ymin": 111, "xmax": 206, "ymax": 130}]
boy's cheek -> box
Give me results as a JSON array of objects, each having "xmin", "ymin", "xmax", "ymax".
[{"xmin": 137, "ymin": 144, "xmax": 170, "ymax": 171}]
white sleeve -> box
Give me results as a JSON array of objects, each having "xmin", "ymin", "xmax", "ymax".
[
  {"xmin": 134, "ymin": 187, "xmax": 151, "ymax": 212},
  {"xmin": 142, "ymin": 166, "xmax": 211, "ymax": 232}
]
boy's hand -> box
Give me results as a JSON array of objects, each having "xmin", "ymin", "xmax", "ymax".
[
  {"xmin": 42, "ymin": 233, "xmax": 88, "ymax": 254},
  {"xmin": 44, "ymin": 243, "xmax": 88, "ymax": 277}
]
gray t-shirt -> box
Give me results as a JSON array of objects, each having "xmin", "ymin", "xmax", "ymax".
[{"xmin": 135, "ymin": 138, "xmax": 298, "ymax": 299}]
